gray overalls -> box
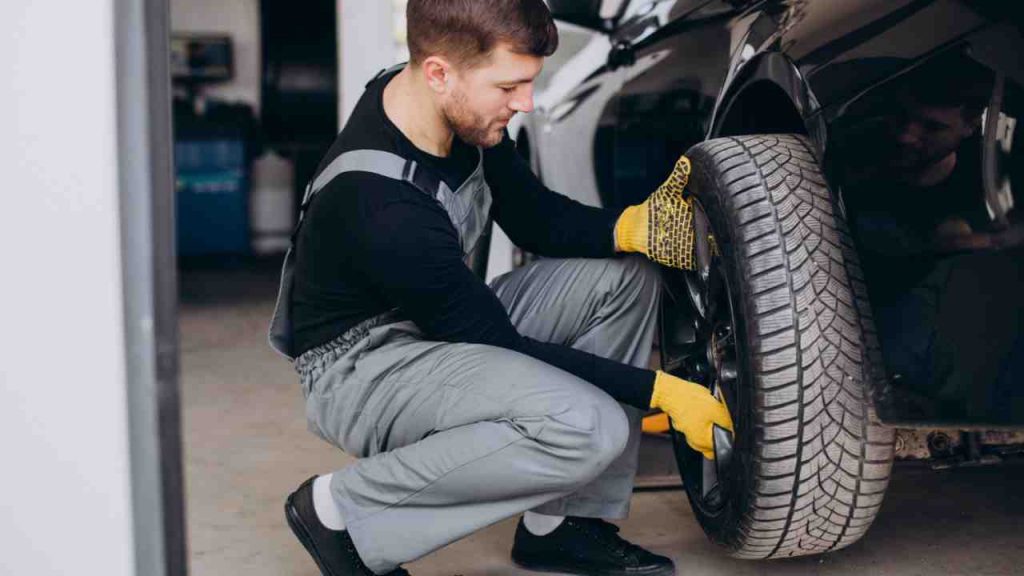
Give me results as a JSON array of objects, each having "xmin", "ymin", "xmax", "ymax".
[{"xmin": 269, "ymin": 109, "xmax": 660, "ymax": 574}]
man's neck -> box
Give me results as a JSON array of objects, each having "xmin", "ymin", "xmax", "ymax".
[{"xmin": 383, "ymin": 68, "xmax": 455, "ymax": 158}]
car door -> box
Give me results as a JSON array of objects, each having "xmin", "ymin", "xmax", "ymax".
[
  {"xmin": 610, "ymin": 0, "xmax": 740, "ymax": 209},
  {"xmin": 531, "ymin": 23, "xmax": 626, "ymax": 209}
]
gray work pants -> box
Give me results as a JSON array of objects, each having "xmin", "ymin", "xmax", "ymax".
[{"xmin": 302, "ymin": 255, "xmax": 661, "ymax": 574}]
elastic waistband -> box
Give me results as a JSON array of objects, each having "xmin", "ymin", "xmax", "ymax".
[{"xmin": 295, "ymin": 311, "xmax": 401, "ymax": 386}]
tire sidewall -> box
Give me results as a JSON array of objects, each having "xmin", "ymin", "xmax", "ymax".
[{"xmin": 677, "ymin": 146, "xmax": 760, "ymax": 549}]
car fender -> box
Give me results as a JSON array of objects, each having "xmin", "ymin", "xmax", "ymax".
[{"xmin": 709, "ymin": 50, "xmax": 828, "ymax": 157}]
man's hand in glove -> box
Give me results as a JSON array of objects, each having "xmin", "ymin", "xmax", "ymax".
[
  {"xmin": 615, "ymin": 155, "xmax": 697, "ymax": 270},
  {"xmin": 649, "ymin": 370, "xmax": 733, "ymax": 459}
]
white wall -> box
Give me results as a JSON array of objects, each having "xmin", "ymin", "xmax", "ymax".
[
  {"xmin": 171, "ymin": 0, "xmax": 262, "ymax": 112},
  {"xmin": 0, "ymin": 2, "xmax": 136, "ymax": 575},
  {"xmin": 339, "ymin": 0, "xmax": 404, "ymax": 125}
]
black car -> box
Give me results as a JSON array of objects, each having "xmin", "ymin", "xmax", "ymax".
[{"xmin": 508, "ymin": 0, "xmax": 1024, "ymax": 560}]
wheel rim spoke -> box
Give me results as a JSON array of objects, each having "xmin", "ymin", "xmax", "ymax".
[{"xmin": 669, "ymin": 201, "xmax": 741, "ymax": 513}]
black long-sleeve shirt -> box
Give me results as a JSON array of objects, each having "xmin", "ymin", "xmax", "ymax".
[{"xmin": 291, "ymin": 69, "xmax": 656, "ymax": 408}]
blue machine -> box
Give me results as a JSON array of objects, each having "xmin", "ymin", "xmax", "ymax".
[
  {"xmin": 172, "ymin": 35, "xmax": 258, "ymax": 258},
  {"xmin": 174, "ymin": 139, "xmax": 250, "ymax": 257}
]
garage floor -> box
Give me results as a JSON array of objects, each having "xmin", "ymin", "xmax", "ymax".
[{"xmin": 180, "ymin": 261, "xmax": 1024, "ymax": 576}]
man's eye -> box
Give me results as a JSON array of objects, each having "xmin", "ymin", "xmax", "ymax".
[{"xmin": 500, "ymin": 86, "xmax": 516, "ymax": 93}]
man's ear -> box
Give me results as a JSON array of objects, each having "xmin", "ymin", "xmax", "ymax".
[{"xmin": 421, "ymin": 56, "xmax": 452, "ymax": 95}]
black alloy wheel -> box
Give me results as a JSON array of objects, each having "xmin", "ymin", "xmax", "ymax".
[{"xmin": 668, "ymin": 200, "xmax": 742, "ymax": 516}]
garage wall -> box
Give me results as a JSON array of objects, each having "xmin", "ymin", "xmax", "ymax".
[
  {"xmin": 339, "ymin": 0, "xmax": 394, "ymax": 123},
  {"xmin": 0, "ymin": 1, "xmax": 137, "ymax": 575},
  {"xmin": 338, "ymin": 0, "xmax": 408, "ymax": 125},
  {"xmin": 171, "ymin": 0, "xmax": 262, "ymax": 112},
  {"xmin": 171, "ymin": 0, "xmax": 403, "ymax": 129}
]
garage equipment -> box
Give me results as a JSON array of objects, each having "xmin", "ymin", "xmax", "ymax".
[{"xmin": 171, "ymin": 35, "xmax": 259, "ymax": 258}]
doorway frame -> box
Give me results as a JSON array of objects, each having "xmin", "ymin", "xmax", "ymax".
[{"xmin": 115, "ymin": 0, "xmax": 187, "ymax": 575}]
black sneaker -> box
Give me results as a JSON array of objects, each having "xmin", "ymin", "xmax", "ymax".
[
  {"xmin": 285, "ymin": 476, "xmax": 410, "ymax": 576},
  {"xmin": 511, "ymin": 516, "xmax": 675, "ymax": 576}
]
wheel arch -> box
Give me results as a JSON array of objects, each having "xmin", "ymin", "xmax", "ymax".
[{"xmin": 710, "ymin": 52, "xmax": 827, "ymax": 156}]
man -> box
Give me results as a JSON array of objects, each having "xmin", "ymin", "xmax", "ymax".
[
  {"xmin": 269, "ymin": 2, "xmax": 732, "ymax": 574},
  {"xmin": 841, "ymin": 56, "xmax": 1022, "ymax": 419}
]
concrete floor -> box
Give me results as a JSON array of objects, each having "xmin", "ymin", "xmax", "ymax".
[{"xmin": 180, "ymin": 262, "xmax": 1024, "ymax": 576}]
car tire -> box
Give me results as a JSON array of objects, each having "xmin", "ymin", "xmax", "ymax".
[{"xmin": 660, "ymin": 134, "xmax": 896, "ymax": 558}]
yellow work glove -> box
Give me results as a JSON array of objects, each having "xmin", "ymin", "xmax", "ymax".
[
  {"xmin": 615, "ymin": 155, "xmax": 697, "ymax": 270},
  {"xmin": 650, "ymin": 370, "xmax": 733, "ymax": 459}
]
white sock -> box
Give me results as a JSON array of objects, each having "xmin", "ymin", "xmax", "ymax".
[
  {"xmin": 312, "ymin": 474, "xmax": 347, "ymax": 531},
  {"xmin": 523, "ymin": 511, "xmax": 565, "ymax": 536}
]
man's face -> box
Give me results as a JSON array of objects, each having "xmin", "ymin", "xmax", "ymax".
[
  {"xmin": 885, "ymin": 101, "xmax": 977, "ymax": 172},
  {"xmin": 442, "ymin": 44, "xmax": 543, "ymax": 148}
]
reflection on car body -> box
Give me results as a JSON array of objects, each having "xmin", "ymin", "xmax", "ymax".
[{"xmin": 833, "ymin": 55, "xmax": 1023, "ymax": 422}]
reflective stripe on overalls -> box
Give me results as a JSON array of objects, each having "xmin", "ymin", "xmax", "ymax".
[{"xmin": 267, "ymin": 146, "xmax": 492, "ymax": 360}]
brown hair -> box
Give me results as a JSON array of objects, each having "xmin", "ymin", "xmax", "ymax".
[
  {"xmin": 407, "ymin": 0, "xmax": 559, "ymax": 68},
  {"xmin": 901, "ymin": 54, "xmax": 994, "ymax": 122}
]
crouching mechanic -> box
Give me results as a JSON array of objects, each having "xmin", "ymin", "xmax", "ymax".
[{"xmin": 269, "ymin": 1, "xmax": 733, "ymax": 574}]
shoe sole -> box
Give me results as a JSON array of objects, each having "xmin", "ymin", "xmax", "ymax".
[
  {"xmin": 284, "ymin": 493, "xmax": 338, "ymax": 576},
  {"xmin": 512, "ymin": 553, "xmax": 676, "ymax": 576}
]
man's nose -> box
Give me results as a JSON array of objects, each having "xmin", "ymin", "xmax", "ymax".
[
  {"xmin": 510, "ymin": 87, "xmax": 535, "ymax": 114},
  {"xmin": 896, "ymin": 121, "xmax": 924, "ymax": 145}
]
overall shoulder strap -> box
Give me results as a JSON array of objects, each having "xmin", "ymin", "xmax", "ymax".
[
  {"xmin": 292, "ymin": 149, "xmax": 445, "ymax": 241},
  {"xmin": 308, "ymin": 149, "xmax": 443, "ymax": 200},
  {"xmin": 366, "ymin": 62, "xmax": 409, "ymax": 88},
  {"xmin": 309, "ymin": 149, "xmax": 411, "ymax": 197}
]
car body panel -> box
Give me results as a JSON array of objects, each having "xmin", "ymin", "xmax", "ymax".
[
  {"xmin": 531, "ymin": 31, "xmax": 623, "ymax": 208},
  {"xmin": 533, "ymin": 0, "xmax": 1023, "ymax": 428}
]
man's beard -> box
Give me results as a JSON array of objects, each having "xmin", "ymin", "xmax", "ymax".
[{"xmin": 443, "ymin": 88, "xmax": 506, "ymax": 149}]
